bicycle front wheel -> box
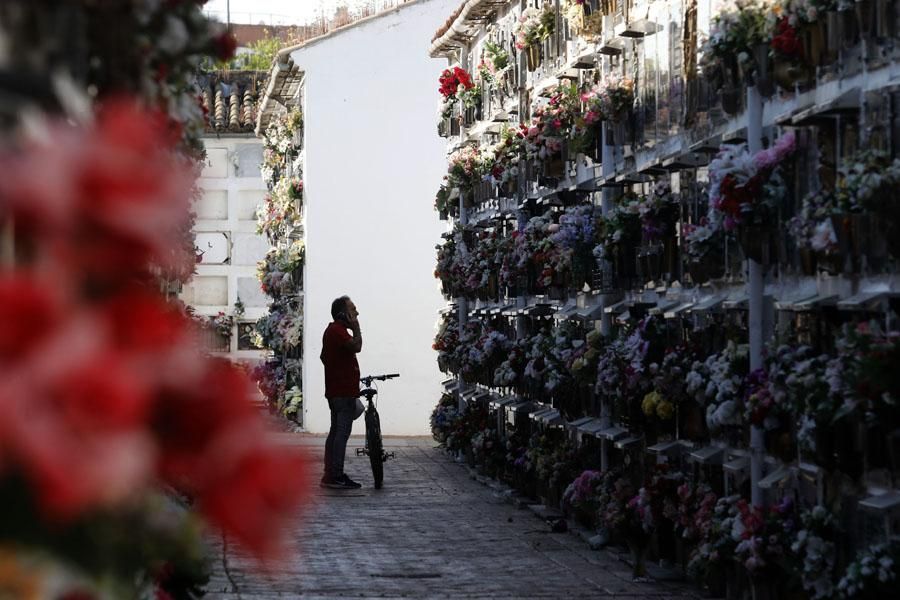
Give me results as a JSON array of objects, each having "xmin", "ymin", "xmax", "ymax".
[{"xmin": 365, "ymin": 409, "xmax": 383, "ymax": 489}]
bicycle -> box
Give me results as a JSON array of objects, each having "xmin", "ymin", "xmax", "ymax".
[{"xmin": 354, "ymin": 373, "xmax": 399, "ymax": 489}]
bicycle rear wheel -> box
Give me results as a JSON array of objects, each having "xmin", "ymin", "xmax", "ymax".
[{"xmin": 365, "ymin": 409, "xmax": 383, "ymax": 489}]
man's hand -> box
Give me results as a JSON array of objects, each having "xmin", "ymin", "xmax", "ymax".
[{"xmin": 346, "ymin": 318, "xmax": 362, "ymax": 353}]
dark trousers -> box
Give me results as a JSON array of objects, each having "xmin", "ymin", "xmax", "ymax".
[{"xmin": 324, "ymin": 397, "xmax": 355, "ymax": 479}]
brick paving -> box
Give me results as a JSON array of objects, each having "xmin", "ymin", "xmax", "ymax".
[{"xmin": 204, "ymin": 434, "xmax": 703, "ymax": 599}]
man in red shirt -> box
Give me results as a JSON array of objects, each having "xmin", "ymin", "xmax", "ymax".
[{"xmin": 320, "ymin": 296, "xmax": 363, "ymax": 489}]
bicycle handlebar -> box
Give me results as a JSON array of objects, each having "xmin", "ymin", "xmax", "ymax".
[{"xmin": 360, "ymin": 373, "xmax": 400, "ymax": 386}]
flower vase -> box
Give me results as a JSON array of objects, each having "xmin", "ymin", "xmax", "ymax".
[
  {"xmin": 687, "ymin": 259, "xmax": 711, "ymax": 285},
  {"xmin": 835, "ymin": 417, "xmax": 864, "ymax": 480},
  {"xmin": 737, "ymin": 226, "xmax": 771, "ymax": 266},
  {"xmin": 765, "ymin": 426, "xmax": 797, "ymax": 463},
  {"xmin": 856, "ymin": 0, "xmax": 874, "ymax": 42},
  {"xmin": 724, "ymin": 564, "xmax": 743, "ymax": 600},
  {"xmin": 720, "ymin": 86, "xmax": 740, "ymax": 115},
  {"xmin": 772, "ymin": 59, "xmax": 806, "ymax": 90},
  {"xmin": 488, "ymin": 273, "xmax": 498, "ymax": 301},
  {"xmin": 680, "ymin": 401, "xmax": 708, "ymax": 441},
  {"xmin": 543, "ymin": 157, "xmax": 565, "ymax": 179},
  {"xmin": 626, "ymin": 538, "xmax": 650, "ymax": 580},
  {"xmin": 825, "ymin": 11, "xmax": 841, "ymax": 63},
  {"xmin": 829, "ymin": 213, "xmax": 854, "ymax": 271},
  {"xmin": 752, "ymin": 44, "xmax": 774, "ymax": 96},
  {"xmin": 526, "ymin": 44, "xmax": 541, "ymax": 71},
  {"xmin": 604, "ymin": 120, "xmax": 626, "ymax": 146},
  {"xmin": 638, "ymin": 244, "xmax": 664, "ymax": 283},
  {"xmin": 705, "ymin": 567, "xmax": 726, "ymax": 598},
  {"xmin": 750, "ymin": 578, "xmax": 777, "ymax": 600},
  {"xmin": 802, "ymin": 20, "xmax": 826, "ymax": 69},
  {"xmin": 840, "ymin": 8, "xmax": 858, "ymax": 49},
  {"xmin": 874, "ymin": 0, "xmax": 893, "ymax": 38},
  {"xmin": 798, "ymin": 248, "xmax": 817, "ymax": 276}
]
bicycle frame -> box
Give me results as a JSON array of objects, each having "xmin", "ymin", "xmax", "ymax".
[{"xmin": 354, "ymin": 373, "xmax": 399, "ymax": 488}]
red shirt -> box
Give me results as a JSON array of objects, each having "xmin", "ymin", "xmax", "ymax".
[{"xmin": 321, "ymin": 321, "xmax": 360, "ymax": 399}]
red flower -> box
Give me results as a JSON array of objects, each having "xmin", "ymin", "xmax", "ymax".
[
  {"xmin": 197, "ymin": 440, "xmax": 312, "ymax": 559},
  {"xmin": 438, "ymin": 67, "xmax": 474, "ymax": 98},
  {"xmin": 212, "ymin": 30, "xmax": 238, "ymax": 62},
  {"xmin": 771, "ymin": 18, "xmax": 802, "ymax": 59},
  {"xmin": 454, "ymin": 66, "xmax": 474, "ymax": 90},
  {"xmin": 0, "ymin": 274, "xmax": 64, "ymax": 365},
  {"xmin": 0, "ymin": 337, "xmax": 157, "ymax": 518},
  {"xmin": 0, "ymin": 100, "xmax": 195, "ymax": 286}
]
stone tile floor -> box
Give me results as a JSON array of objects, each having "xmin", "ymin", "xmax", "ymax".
[{"xmin": 204, "ymin": 434, "xmax": 704, "ymax": 599}]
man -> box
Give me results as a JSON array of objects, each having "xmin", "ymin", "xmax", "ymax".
[{"xmin": 320, "ymin": 295, "xmax": 363, "ymax": 489}]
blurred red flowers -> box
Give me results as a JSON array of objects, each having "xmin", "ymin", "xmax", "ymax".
[
  {"xmin": 771, "ymin": 18, "xmax": 802, "ymax": 59},
  {"xmin": 0, "ymin": 100, "xmax": 312, "ymax": 560}
]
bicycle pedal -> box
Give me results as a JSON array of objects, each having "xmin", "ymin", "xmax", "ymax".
[
  {"xmin": 384, "ymin": 452, "xmax": 395, "ymax": 460},
  {"xmin": 355, "ymin": 448, "xmax": 367, "ymax": 456}
]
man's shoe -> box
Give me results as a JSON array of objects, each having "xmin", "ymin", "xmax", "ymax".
[
  {"xmin": 320, "ymin": 476, "xmax": 346, "ymax": 489},
  {"xmin": 339, "ymin": 474, "xmax": 362, "ymax": 489}
]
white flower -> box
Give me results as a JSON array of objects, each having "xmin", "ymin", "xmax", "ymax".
[
  {"xmin": 810, "ymin": 219, "xmax": 837, "ymax": 252},
  {"xmin": 158, "ymin": 15, "xmax": 190, "ymax": 55}
]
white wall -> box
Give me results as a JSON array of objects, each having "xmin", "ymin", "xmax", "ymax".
[
  {"xmin": 295, "ymin": 0, "xmax": 456, "ymax": 435},
  {"xmin": 183, "ymin": 136, "xmax": 270, "ymax": 361}
]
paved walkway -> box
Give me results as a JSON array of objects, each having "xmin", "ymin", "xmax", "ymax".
[{"xmin": 204, "ymin": 435, "xmax": 702, "ymax": 599}]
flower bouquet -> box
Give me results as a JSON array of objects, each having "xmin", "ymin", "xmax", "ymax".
[
  {"xmin": 435, "ymin": 228, "xmax": 465, "ymax": 298},
  {"xmin": 732, "ymin": 496, "xmax": 797, "ymax": 587},
  {"xmin": 687, "ymin": 496, "xmax": 743, "ymax": 591},
  {"xmin": 438, "ymin": 65, "xmax": 480, "ymax": 120},
  {"xmin": 430, "ymin": 393, "xmax": 459, "ymax": 446},
  {"xmin": 552, "ymin": 203, "xmax": 598, "ymax": 286},
  {"xmin": 561, "ymin": 469, "xmax": 606, "ymax": 529},
  {"xmin": 683, "ymin": 219, "xmax": 728, "ymax": 284},
  {"xmin": 256, "ymin": 239, "xmax": 305, "ymax": 297},
  {"xmin": 254, "ymin": 302, "xmax": 303, "ymax": 351},
  {"xmin": 494, "ymin": 337, "xmax": 528, "ymax": 389},
  {"xmin": 685, "ymin": 342, "xmax": 750, "ymax": 438},
  {"xmin": 210, "ymin": 311, "xmax": 234, "ymax": 342},
  {"xmin": 433, "ymin": 311, "xmax": 460, "ymax": 373},
  {"xmin": 701, "ymin": 0, "xmax": 773, "ymax": 91},
  {"xmin": 523, "ymin": 85, "xmax": 580, "ymax": 168},
  {"xmin": 833, "ymin": 320, "xmax": 900, "ymax": 425},
  {"xmin": 477, "ymin": 40, "xmax": 512, "ymax": 91},
  {"xmin": 446, "ymin": 144, "xmax": 487, "ymax": 195},
  {"xmin": 789, "ymin": 149, "xmax": 900, "ymax": 271},
  {"xmin": 515, "ymin": 4, "xmax": 556, "ymax": 70},
  {"xmin": 597, "ymin": 473, "xmax": 636, "ymax": 540},
  {"xmin": 564, "ymin": 0, "xmax": 603, "ymax": 40},
  {"xmin": 596, "ymin": 195, "xmax": 641, "ymax": 285},
  {"xmin": 483, "ymin": 126, "xmax": 524, "ymax": 190},
  {"xmin": 636, "ymin": 181, "xmax": 680, "ymax": 282},
  {"xmin": 445, "ymin": 402, "xmax": 490, "ymax": 458},
  {"xmin": 515, "ymin": 214, "xmax": 571, "ymax": 292},
  {"xmin": 770, "ymin": 14, "xmax": 809, "ymax": 89},
  {"xmin": 568, "ymin": 328, "xmax": 604, "ymax": 389},
  {"xmin": 836, "ymin": 541, "xmax": 899, "ymax": 599},
  {"xmin": 835, "ymin": 149, "xmax": 900, "ymax": 261},
  {"xmin": 649, "ymin": 344, "xmax": 705, "ymax": 438},
  {"xmin": 261, "ymin": 107, "xmax": 303, "ymax": 186},
  {"xmin": 790, "ymin": 506, "xmax": 838, "ymax": 600},
  {"xmin": 789, "ymin": 190, "xmax": 845, "ymax": 272},
  {"xmin": 256, "ymin": 176, "xmax": 303, "ymax": 242},
  {"xmin": 706, "ymin": 132, "xmax": 796, "ymax": 263},
  {"xmin": 670, "ymin": 482, "xmax": 719, "ymax": 546}
]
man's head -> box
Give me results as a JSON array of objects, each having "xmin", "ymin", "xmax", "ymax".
[{"xmin": 330, "ymin": 295, "xmax": 358, "ymax": 323}]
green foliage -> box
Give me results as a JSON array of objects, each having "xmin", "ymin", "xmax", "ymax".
[{"xmin": 203, "ymin": 32, "xmax": 284, "ymax": 72}]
